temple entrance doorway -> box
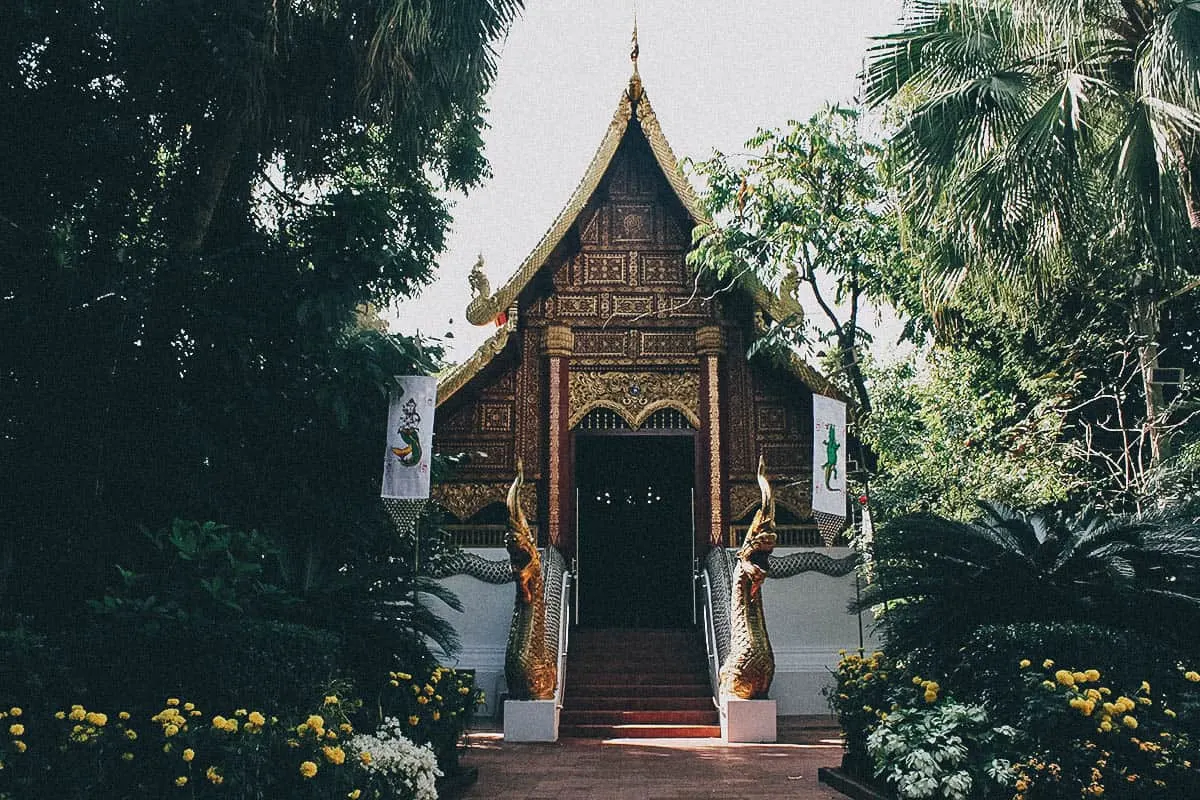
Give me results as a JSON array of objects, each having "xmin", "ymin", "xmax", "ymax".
[{"xmin": 574, "ymin": 418, "xmax": 695, "ymax": 629}]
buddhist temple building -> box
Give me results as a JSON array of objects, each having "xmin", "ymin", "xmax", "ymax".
[{"xmin": 426, "ymin": 41, "xmax": 872, "ymax": 736}]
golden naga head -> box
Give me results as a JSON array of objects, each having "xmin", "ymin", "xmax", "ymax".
[
  {"xmin": 740, "ymin": 456, "xmax": 778, "ymax": 569},
  {"xmin": 505, "ymin": 460, "xmax": 539, "ymax": 600}
]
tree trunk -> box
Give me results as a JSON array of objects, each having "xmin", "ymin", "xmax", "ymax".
[
  {"xmin": 1132, "ymin": 295, "xmax": 1165, "ymax": 468},
  {"xmin": 176, "ymin": 113, "xmax": 247, "ymax": 257}
]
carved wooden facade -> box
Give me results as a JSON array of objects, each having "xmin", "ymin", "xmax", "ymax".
[{"xmin": 434, "ymin": 71, "xmax": 842, "ymax": 556}]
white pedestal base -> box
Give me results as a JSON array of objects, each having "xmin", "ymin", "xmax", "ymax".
[
  {"xmin": 503, "ymin": 699, "xmax": 559, "ymax": 742},
  {"xmin": 720, "ymin": 697, "xmax": 777, "ymax": 743}
]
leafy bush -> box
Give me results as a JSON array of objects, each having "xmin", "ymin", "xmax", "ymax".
[
  {"xmin": 376, "ymin": 664, "xmax": 482, "ymax": 775},
  {"xmin": 0, "ymin": 696, "xmax": 380, "ymax": 799},
  {"xmin": 857, "ymin": 502, "xmax": 1200, "ymax": 657},
  {"xmin": 1004, "ymin": 660, "xmax": 1200, "ymax": 799},
  {"xmin": 63, "ymin": 618, "xmax": 345, "ymax": 714},
  {"xmin": 827, "ymin": 650, "xmax": 900, "ymax": 778}
]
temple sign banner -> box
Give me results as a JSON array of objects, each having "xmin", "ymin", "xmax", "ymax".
[
  {"xmin": 381, "ymin": 375, "xmax": 437, "ymax": 499},
  {"xmin": 811, "ymin": 394, "xmax": 846, "ymax": 517}
]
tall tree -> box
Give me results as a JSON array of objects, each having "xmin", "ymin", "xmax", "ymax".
[
  {"xmin": 688, "ymin": 106, "xmax": 911, "ymax": 415},
  {"xmin": 866, "ymin": 0, "xmax": 1200, "ymax": 464},
  {"xmin": 0, "ymin": 1, "xmax": 523, "ymax": 614}
]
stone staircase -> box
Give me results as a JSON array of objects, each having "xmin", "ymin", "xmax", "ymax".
[{"xmin": 560, "ymin": 628, "xmax": 720, "ymax": 738}]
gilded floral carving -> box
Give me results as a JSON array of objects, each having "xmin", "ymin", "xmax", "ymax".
[{"xmin": 568, "ymin": 370, "xmax": 700, "ymax": 429}]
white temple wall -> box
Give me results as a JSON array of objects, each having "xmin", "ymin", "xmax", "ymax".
[
  {"xmin": 430, "ymin": 548, "xmax": 511, "ymax": 718},
  {"xmin": 764, "ymin": 547, "xmax": 881, "ymax": 715}
]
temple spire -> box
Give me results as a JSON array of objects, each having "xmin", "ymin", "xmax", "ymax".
[{"xmin": 630, "ymin": 15, "xmax": 640, "ymax": 75}]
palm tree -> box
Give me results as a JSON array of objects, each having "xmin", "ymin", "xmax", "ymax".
[
  {"xmin": 865, "ymin": 0, "xmax": 1200, "ymax": 464},
  {"xmin": 856, "ymin": 501, "xmax": 1200, "ymax": 656}
]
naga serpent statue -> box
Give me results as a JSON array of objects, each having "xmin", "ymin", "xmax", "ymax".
[
  {"xmin": 719, "ymin": 456, "xmax": 778, "ymax": 700},
  {"xmin": 503, "ymin": 460, "xmax": 557, "ymax": 700}
]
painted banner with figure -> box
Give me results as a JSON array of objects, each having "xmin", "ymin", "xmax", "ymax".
[
  {"xmin": 811, "ymin": 394, "xmax": 847, "ymax": 517},
  {"xmin": 381, "ymin": 375, "xmax": 437, "ymax": 499}
]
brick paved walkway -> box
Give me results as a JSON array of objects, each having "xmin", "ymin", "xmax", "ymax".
[{"xmin": 451, "ymin": 717, "xmax": 847, "ymax": 799}]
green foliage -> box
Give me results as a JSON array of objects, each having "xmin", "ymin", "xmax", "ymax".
[
  {"xmin": 857, "ymin": 501, "xmax": 1200, "ymax": 657},
  {"xmin": 826, "ymin": 649, "xmax": 900, "ymax": 778},
  {"xmin": 863, "ymin": 349, "xmax": 1082, "ymax": 520},
  {"xmin": 89, "ymin": 520, "xmax": 295, "ymax": 623},
  {"xmin": 0, "ymin": 694, "xmax": 434, "ymax": 800},
  {"xmin": 688, "ymin": 105, "xmax": 914, "ymax": 413},
  {"xmin": 0, "ymin": 0, "xmax": 522, "ymax": 618},
  {"xmin": 867, "ymin": 700, "xmax": 1016, "ymax": 800}
]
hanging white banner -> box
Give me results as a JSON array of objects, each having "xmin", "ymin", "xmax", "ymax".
[
  {"xmin": 812, "ymin": 394, "xmax": 847, "ymax": 517},
  {"xmin": 381, "ymin": 375, "xmax": 437, "ymax": 499}
]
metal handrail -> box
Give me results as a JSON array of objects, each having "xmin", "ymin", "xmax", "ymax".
[
  {"xmin": 554, "ymin": 569, "xmax": 573, "ymax": 709},
  {"xmin": 697, "ymin": 569, "xmax": 722, "ymax": 707}
]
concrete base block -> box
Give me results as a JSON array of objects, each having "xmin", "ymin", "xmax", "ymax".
[
  {"xmin": 503, "ymin": 699, "xmax": 559, "ymax": 742},
  {"xmin": 720, "ymin": 697, "xmax": 777, "ymax": 743}
]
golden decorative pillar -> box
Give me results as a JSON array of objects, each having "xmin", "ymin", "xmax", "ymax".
[
  {"xmin": 543, "ymin": 324, "xmax": 574, "ymax": 552},
  {"xmin": 696, "ymin": 325, "xmax": 725, "ymax": 547}
]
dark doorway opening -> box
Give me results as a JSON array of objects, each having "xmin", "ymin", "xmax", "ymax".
[{"xmin": 574, "ymin": 433, "xmax": 695, "ymax": 628}]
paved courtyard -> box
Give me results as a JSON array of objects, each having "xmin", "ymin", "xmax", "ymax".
[{"xmin": 451, "ymin": 717, "xmax": 847, "ymax": 799}]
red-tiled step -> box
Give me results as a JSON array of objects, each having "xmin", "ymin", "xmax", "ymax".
[{"xmin": 561, "ymin": 628, "xmax": 720, "ymax": 738}]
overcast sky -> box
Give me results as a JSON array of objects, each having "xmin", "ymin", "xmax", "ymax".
[{"xmin": 387, "ymin": 0, "xmax": 907, "ymax": 362}]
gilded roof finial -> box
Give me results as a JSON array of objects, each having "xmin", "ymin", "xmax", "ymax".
[{"xmin": 630, "ymin": 15, "xmax": 640, "ymax": 74}]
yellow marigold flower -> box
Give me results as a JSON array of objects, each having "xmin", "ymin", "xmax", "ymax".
[
  {"xmin": 223, "ymin": 718, "xmax": 238, "ymax": 733},
  {"xmin": 432, "ymin": 711, "xmax": 441, "ymax": 721},
  {"xmin": 389, "ymin": 680, "xmax": 400, "ymax": 687},
  {"xmin": 417, "ymin": 695, "xmax": 429, "ymax": 705},
  {"xmin": 360, "ymin": 751, "xmax": 372, "ymax": 765},
  {"xmin": 339, "ymin": 723, "xmax": 353, "ymax": 734},
  {"xmin": 1123, "ymin": 715, "xmax": 1138, "ymax": 729},
  {"xmin": 55, "ymin": 711, "xmax": 66, "ymax": 720},
  {"xmin": 923, "ymin": 689, "xmax": 938, "ymax": 704},
  {"xmin": 322, "ymin": 745, "xmax": 346, "ymax": 765},
  {"xmin": 206, "ymin": 766, "xmax": 223, "ymax": 785},
  {"xmin": 424, "ymin": 684, "xmax": 435, "ymax": 696},
  {"xmin": 1042, "ymin": 681, "xmax": 1057, "ymax": 691},
  {"xmin": 125, "ymin": 729, "xmax": 137, "ymax": 741},
  {"xmin": 8, "ymin": 708, "xmax": 21, "ymax": 718},
  {"xmin": 118, "ymin": 711, "xmax": 130, "ymax": 720},
  {"xmin": 164, "ymin": 724, "xmax": 179, "ymax": 737},
  {"xmin": 1043, "ymin": 659, "xmax": 1055, "ymax": 669},
  {"xmin": 248, "ymin": 711, "xmax": 266, "ymax": 727},
  {"xmin": 1019, "ymin": 659, "xmax": 1031, "ymax": 669},
  {"xmin": 8, "ymin": 724, "xmax": 24, "ymax": 737},
  {"xmin": 13, "ymin": 741, "xmax": 26, "ymax": 753},
  {"xmin": 234, "ymin": 708, "xmax": 247, "ymax": 717},
  {"xmin": 1055, "ymin": 670, "xmax": 1075, "ymax": 687},
  {"xmin": 174, "ymin": 776, "xmax": 187, "ymax": 787},
  {"xmin": 1073, "ymin": 672, "xmax": 1088, "ymax": 685},
  {"xmin": 1165, "ymin": 708, "xmax": 1177, "ymax": 718},
  {"xmin": 348, "ymin": 791, "xmax": 362, "ymax": 800},
  {"xmin": 182, "ymin": 748, "xmax": 195, "ymax": 762},
  {"xmin": 1184, "ymin": 671, "xmax": 1200, "ymax": 683},
  {"xmin": 68, "ymin": 707, "xmax": 86, "ymax": 722},
  {"xmin": 408, "ymin": 715, "xmax": 420, "ymax": 726},
  {"xmin": 459, "ymin": 686, "xmax": 471, "ymax": 695},
  {"xmin": 1084, "ymin": 670, "xmax": 1100, "ymax": 682},
  {"xmin": 212, "ymin": 715, "xmax": 228, "ymax": 730},
  {"xmin": 299, "ymin": 760, "xmax": 318, "ymax": 779},
  {"xmin": 166, "ymin": 698, "xmax": 180, "ymax": 707},
  {"xmin": 324, "ymin": 695, "xmax": 339, "ymax": 705},
  {"xmin": 396, "ymin": 672, "xmax": 412, "ymax": 681},
  {"xmin": 183, "ymin": 703, "xmax": 195, "ymax": 712}
]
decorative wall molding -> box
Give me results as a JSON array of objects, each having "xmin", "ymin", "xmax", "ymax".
[
  {"xmin": 432, "ymin": 482, "xmax": 538, "ymax": 522},
  {"xmin": 568, "ymin": 370, "xmax": 700, "ymax": 429}
]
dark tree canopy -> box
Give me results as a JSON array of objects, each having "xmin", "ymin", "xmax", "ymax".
[{"xmin": 0, "ymin": 1, "xmax": 523, "ymax": 614}]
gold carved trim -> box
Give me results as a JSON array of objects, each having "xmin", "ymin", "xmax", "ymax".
[
  {"xmin": 730, "ymin": 481, "xmax": 810, "ymax": 520},
  {"xmin": 567, "ymin": 371, "xmax": 700, "ymax": 429},
  {"xmin": 432, "ymin": 482, "xmax": 538, "ymax": 522},
  {"xmin": 706, "ymin": 356, "xmax": 723, "ymax": 545},
  {"xmin": 548, "ymin": 358, "xmax": 563, "ymax": 545}
]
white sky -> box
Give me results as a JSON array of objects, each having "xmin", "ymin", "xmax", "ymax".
[{"xmin": 388, "ymin": 0, "xmax": 907, "ymax": 363}]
